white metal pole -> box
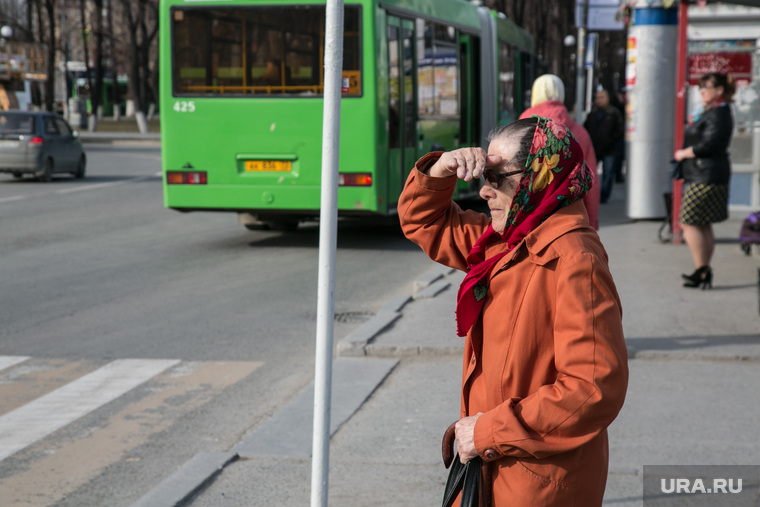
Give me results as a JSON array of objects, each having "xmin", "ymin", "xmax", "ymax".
[
  {"xmin": 575, "ymin": 0, "xmax": 588, "ymax": 123},
  {"xmin": 311, "ymin": 1, "xmax": 344, "ymax": 506}
]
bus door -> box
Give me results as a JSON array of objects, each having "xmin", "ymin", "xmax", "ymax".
[
  {"xmin": 458, "ymin": 34, "xmax": 481, "ymax": 149},
  {"xmin": 387, "ymin": 16, "xmax": 417, "ymax": 207}
]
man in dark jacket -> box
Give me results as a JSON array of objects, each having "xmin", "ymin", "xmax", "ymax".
[{"xmin": 584, "ymin": 89, "xmax": 624, "ymax": 203}]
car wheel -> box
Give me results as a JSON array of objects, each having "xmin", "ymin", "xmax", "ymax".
[
  {"xmin": 73, "ymin": 155, "xmax": 86, "ymax": 179},
  {"xmin": 37, "ymin": 158, "xmax": 53, "ymax": 182}
]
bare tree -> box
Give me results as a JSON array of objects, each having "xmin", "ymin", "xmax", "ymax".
[
  {"xmin": 481, "ymin": 0, "xmax": 624, "ymax": 113},
  {"xmin": 77, "ymin": 0, "xmax": 103, "ymax": 119},
  {"xmin": 42, "ymin": 0, "xmax": 56, "ymax": 111},
  {"xmin": 78, "ymin": 0, "xmax": 92, "ymax": 112},
  {"xmin": 116, "ymin": 0, "xmax": 158, "ymax": 117}
]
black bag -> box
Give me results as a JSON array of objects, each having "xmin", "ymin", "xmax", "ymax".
[
  {"xmin": 669, "ymin": 159, "xmax": 683, "ymax": 180},
  {"xmin": 442, "ymin": 422, "xmax": 482, "ymax": 507},
  {"xmin": 442, "ymin": 454, "xmax": 481, "ymax": 507}
]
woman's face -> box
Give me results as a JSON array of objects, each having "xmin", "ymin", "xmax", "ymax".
[
  {"xmin": 699, "ymin": 81, "xmax": 724, "ymax": 106},
  {"xmin": 479, "ymin": 136, "xmax": 523, "ymax": 234}
]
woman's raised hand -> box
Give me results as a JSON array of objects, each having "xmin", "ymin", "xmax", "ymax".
[{"xmin": 429, "ymin": 148, "xmax": 503, "ymax": 182}]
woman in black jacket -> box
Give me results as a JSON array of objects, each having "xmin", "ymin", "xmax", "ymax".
[{"xmin": 674, "ymin": 72, "xmax": 735, "ymax": 289}]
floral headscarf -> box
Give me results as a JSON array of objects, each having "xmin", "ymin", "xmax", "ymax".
[{"xmin": 455, "ymin": 116, "xmax": 593, "ymax": 337}]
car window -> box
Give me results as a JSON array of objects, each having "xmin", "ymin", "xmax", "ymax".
[
  {"xmin": 44, "ymin": 117, "xmax": 59, "ymax": 136},
  {"xmin": 0, "ymin": 114, "xmax": 34, "ymax": 135},
  {"xmin": 55, "ymin": 118, "xmax": 72, "ymax": 137}
]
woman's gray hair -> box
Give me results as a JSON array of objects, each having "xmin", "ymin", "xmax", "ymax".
[{"xmin": 487, "ymin": 117, "xmax": 539, "ymax": 170}]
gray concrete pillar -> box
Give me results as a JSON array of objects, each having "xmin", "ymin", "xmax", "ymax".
[{"xmin": 626, "ymin": 1, "xmax": 679, "ymax": 219}]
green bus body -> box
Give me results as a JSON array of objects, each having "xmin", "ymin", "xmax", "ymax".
[{"xmin": 160, "ymin": 0, "xmax": 536, "ymax": 229}]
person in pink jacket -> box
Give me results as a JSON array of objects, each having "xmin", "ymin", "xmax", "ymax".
[
  {"xmin": 519, "ymin": 74, "xmax": 600, "ymax": 229},
  {"xmin": 399, "ymin": 116, "xmax": 628, "ymax": 506}
]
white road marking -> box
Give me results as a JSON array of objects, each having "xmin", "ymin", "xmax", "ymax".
[
  {"xmin": 0, "ymin": 358, "xmax": 180, "ymax": 462},
  {"xmin": 55, "ymin": 175, "xmax": 154, "ymax": 195},
  {"xmin": 0, "ymin": 356, "xmax": 30, "ymax": 372},
  {"xmin": 0, "ymin": 195, "xmax": 26, "ymax": 203}
]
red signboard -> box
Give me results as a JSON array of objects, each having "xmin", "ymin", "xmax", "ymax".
[{"xmin": 687, "ymin": 52, "xmax": 752, "ymax": 85}]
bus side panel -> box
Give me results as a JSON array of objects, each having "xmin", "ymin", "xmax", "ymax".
[{"xmin": 162, "ymin": 96, "xmax": 379, "ymax": 214}]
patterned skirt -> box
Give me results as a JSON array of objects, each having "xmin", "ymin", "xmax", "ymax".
[{"xmin": 679, "ymin": 183, "xmax": 729, "ymax": 225}]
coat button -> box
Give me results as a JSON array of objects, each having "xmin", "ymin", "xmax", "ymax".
[{"xmin": 484, "ymin": 449, "xmax": 497, "ymax": 460}]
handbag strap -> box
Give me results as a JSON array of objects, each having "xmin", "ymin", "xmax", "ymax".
[
  {"xmin": 442, "ymin": 455, "xmax": 466, "ymax": 507},
  {"xmin": 442, "ymin": 455, "xmax": 482, "ymax": 507}
]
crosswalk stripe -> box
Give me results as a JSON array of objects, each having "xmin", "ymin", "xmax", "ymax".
[
  {"xmin": 0, "ymin": 356, "xmax": 30, "ymax": 372},
  {"xmin": 0, "ymin": 359, "xmax": 263, "ymax": 506},
  {"xmin": 0, "ymin": 358, "xmax": 180, "ymax": 462}
]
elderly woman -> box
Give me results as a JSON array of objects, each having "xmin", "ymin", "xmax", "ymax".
[{"xmin": 399, "ymin": 116, "xmax": 628, "ymax": 506}]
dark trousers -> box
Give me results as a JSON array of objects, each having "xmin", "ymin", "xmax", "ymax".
[{"xmin": 600, "ymin": 154, "xmax": 617, "ymax": 203}]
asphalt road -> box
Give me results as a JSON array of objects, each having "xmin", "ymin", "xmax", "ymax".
[{"xmin": 0, "ymin": 145, "xmax": 436, "ymax": 506}]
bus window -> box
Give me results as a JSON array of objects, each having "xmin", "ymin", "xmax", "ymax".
[
  {"xmin": 171, "ymin": 5, "xmax": 361, "ymax": 96},
  {"xmin": 388, "ymin": 25, "xmax": 400, "ymax": 149},
  {"xmin": 417, "ymin": 21, "xmax": 459, "ymax": 119},
  {"xmin": 498, "ymin": 41, "xmax": 516, "ymax": 124}
]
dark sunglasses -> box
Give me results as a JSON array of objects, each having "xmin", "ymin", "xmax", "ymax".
[{"xmin": 481, "ymin": 167, "xmax": 523, "ymax": 188}]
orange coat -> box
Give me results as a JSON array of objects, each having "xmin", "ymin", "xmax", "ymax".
[{"xmin": 399, "ymin": 164, "xmax": 628, "ymax": 506}]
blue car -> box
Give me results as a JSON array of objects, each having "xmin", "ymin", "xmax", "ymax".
[{"xmin": 0, "ymin": 111, "xmax": 86, "ymax": 182}]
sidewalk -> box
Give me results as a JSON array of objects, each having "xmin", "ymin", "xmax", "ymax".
[
  {"xmin": 136, "ymin": 183, "xmax": 760, "ymax": 506},
  {"xmin": 79, "ymin": 131, "xmax": 161, "ymax": 146}
]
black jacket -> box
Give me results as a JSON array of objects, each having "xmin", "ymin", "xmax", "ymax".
[
  {"xmin": 681, "ymin": 104, "xmax": 733, "ymax": 185},
  {"xmin": 583, "ymin": 106, "xmax": 623, "ymax": 158}
]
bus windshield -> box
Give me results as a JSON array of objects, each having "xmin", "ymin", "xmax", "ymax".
[{"xmin": 171, "ymin": 5, "xmax": 361, "ymax": 97}]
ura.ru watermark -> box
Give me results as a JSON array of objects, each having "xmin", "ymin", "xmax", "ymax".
[
  {"xmin": 643, "ymin": 465, "xmax": 759, "ymax": 506},
  {"xmin": 660, "ymin": 477, "xmax": 742, "ymax": 494}
]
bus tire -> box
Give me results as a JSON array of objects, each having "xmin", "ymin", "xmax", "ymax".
[{"xmin": 266, "ymin": 219, "xmax": 299, "ymax": 232}]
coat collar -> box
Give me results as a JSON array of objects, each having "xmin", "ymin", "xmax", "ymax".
[{"xmin": 496, "ymin": 201, "xmax": 591, "ymax": 269}]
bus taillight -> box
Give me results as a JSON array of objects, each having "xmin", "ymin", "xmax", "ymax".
[
  {"xmin": 167, "ymin": 171, "xmax": 207, "ymax": 184},
  {"xmin": 338, "ymin": 173, "xmax": 372, "ymax": 186}
]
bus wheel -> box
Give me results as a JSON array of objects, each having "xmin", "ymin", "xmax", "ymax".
[
  {"xmin": 12, "ymin": 172, "xmax": 23, "ymax": 179},
  {"xmin": 266, "ymin": 219, "xmax": 299, "ymax": 232},
  {"xmin": 37, "ymin": 159, "xmax": 53, "ymax": 182}
]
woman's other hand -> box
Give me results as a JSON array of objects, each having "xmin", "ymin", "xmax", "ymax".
[
  {"xmin": 455, "ymin": 413, "xmax": 482, "ymax": 463},
  {"xmin": 674, "ymin": 147, "xmax": 695, "ymax": 162},
  {"xmin": 429, "ymin": 148, "xmax": 502, "ymax": 182}
]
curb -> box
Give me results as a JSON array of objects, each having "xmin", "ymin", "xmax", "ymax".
[
  {"xmin": 130, "ymin": 452, "xmax": 237, "ymax": 507},
  {"xmin": 126, "ymin": 267, "xmax": 449, "ymax": 507},
  {"xmin": 80, "ymin": 133, "xmax": 161, "ymax": 146},
  {"xmin": 234, "ymin": 357, "xmax": 398, "ymax": 459},
  {"xmin": 337, "ymin": 265, "xmax": 457, "ymax": 357}
]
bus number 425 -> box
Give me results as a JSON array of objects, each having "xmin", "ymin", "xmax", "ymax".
[{"xmin": 173, "ymin": 101, "xmax": 195, "ymax": 113}]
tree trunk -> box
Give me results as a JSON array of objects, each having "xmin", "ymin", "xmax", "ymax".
[
  {"xmin": 92, "ymin": 0, "xmax": 104, "ymax": 119},
  {"xmin": 79, "ymin": 0, "xmax": 94, "ymax": 121},
  {"xmin": 43, "ymin": 0, "xmax": 56, "ymax": 112}
]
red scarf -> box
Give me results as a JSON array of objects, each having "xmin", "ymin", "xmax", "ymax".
[{"xmin": 455, "ymin": 116, "xmax": 593, "ymax": 337}]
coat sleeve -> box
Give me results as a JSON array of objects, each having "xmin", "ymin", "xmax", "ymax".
[
  {"xmin": 398, "ymin": 153, "xmax": 490, "ymax": 271},
  {"xmin": 472, "ymin": 249, "xmax": 629, "ymax": 460}
]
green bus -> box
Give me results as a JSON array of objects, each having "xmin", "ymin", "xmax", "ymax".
[{"xmin": 160, "ymin": 0, "xmax": 537, "ymax": 230}]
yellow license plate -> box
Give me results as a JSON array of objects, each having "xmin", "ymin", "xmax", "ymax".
[{"xmin": 245, "ymin": 160, "xmax": 292, "ymax": 172}]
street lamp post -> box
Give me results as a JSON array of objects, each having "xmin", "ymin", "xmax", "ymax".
[{"xmin": 575, "ymin": 0, "xmax": 589, "ymax": 123}]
